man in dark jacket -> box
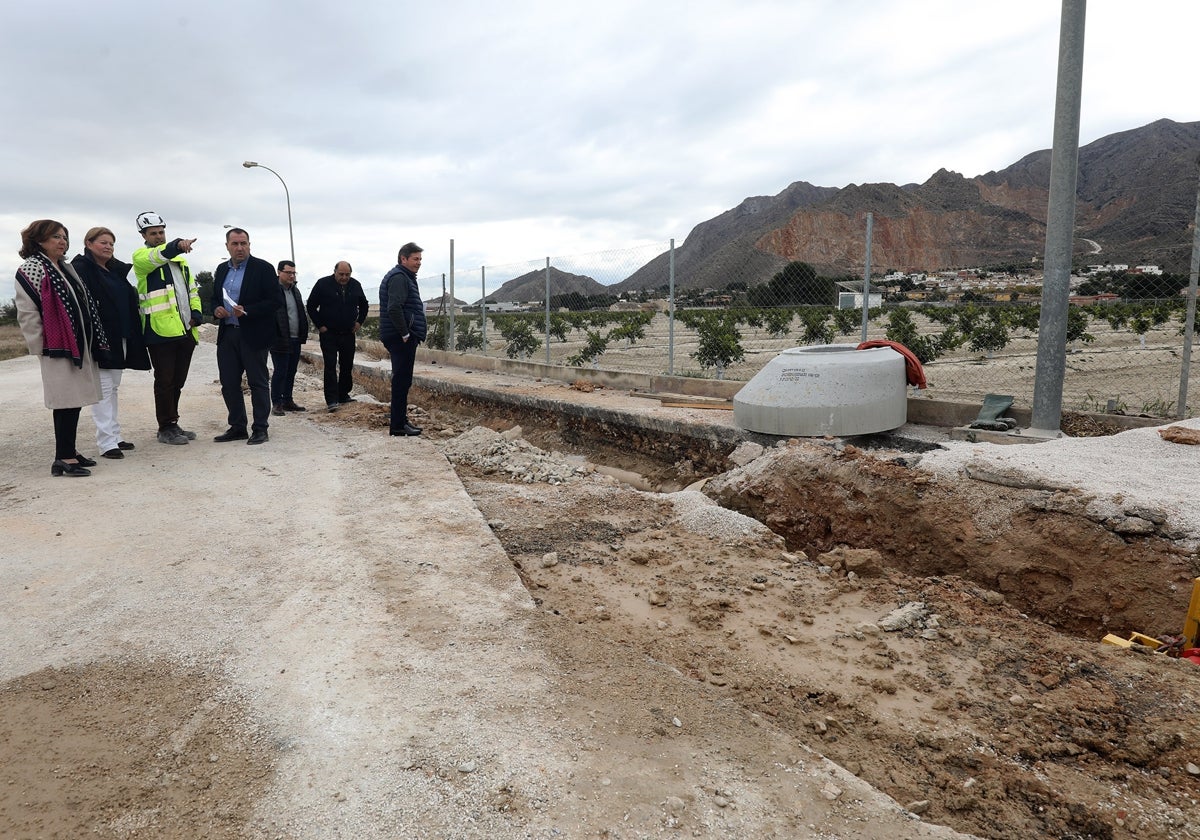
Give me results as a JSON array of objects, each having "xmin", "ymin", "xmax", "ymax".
[
  {"xmin": 212, "ymin": 228, "xmax": 281, "ymax": 445},
  {"xmin": 306, "ymin": 261, "xmax": 368, "ymax": 412},
  {"xmin": 379, "ymin": 242, "xmax": 427, "ymax": 436},
  {"xmin": 270, "ymin": 260, "xmax": 310, "ymax": 415}
]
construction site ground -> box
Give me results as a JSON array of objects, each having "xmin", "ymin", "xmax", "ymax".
[{"xmin": 2, "ymin": 332, "xmax": 1199, "ymax": 840}]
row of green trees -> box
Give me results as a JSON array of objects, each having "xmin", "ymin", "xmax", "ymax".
[
  {"xmin": 382, "ymin": 297, "xmax": 1192, "ymax": 379},
  {"xmin": 347, "ymin": 260, "xmax": 1191, "ymax": 377}
]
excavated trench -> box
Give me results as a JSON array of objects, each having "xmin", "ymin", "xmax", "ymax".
[
  {"xmin": 404, "ymin": 384, "xmax": 1200, "ymax": 840},
  {"xmin": 410, "ymin": 382, "xmax": 1198, "ymax": 640},
  {"xmin": 326, "ymin": 372, "xmax": 1200, "ymax": 839}
]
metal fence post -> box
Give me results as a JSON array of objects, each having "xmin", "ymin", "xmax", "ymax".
[
  {"xmin": 544, "ymin": 257, "xmax": 551, "ymax": 365},
  {"xmin": 1031, "ymin": 0, "xmax": 1086, "ymax": 434},
  {"xmin": 1177, "ymin": 159, "xmax": 1200, "ymax": 418},
  {"xmin": 668, "ymin": 238, "xmax": 676, "ymax": 375},
  {"xmin": 860, "ymin": 212, "xmax": 873, "ymax": 343},
  {"xmin": 448, "ymin": 239, "xmax": 456, "ymax": 351},
  {"xmin": 480, "ymin": 265, "xmax": 487, "ymax": 357}
]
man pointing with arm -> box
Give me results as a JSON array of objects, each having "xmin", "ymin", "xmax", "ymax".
[{"xmin": 131, "ymin": 211, "xmax": 201, "ymax": 446}]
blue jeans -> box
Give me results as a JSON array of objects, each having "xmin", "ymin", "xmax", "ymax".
[{"xmin": 270, "ymin": 338, "xmax": 303, "ymax": 405}]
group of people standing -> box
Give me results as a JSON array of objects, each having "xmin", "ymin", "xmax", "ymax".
[{"xmin": 14, "ymin": 212, "xmax": 429, "ymax": 477}]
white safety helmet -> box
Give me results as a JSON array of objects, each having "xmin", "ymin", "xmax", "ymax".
[{"xmin": 135, "ymin": 211, "xmax": 165, "ymax": 232}]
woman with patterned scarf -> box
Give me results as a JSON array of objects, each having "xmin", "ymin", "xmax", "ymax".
[{"xmin": 14, "ymin": 220, "xmax": 111, "ymax": 477}]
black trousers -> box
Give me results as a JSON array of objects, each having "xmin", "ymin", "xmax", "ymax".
[
  {"xmin": 217, "ymin": 328, "xmax": 271, "ymax": 432},
  {"xmin": 147, "ymin": 338, "xmax": 196, "ymax": 430},
  {"xmin": 319, "ymin": 331, "xmax": 357, "ymax": 406},
  {"xmin": 270, "ymin": 338, "xmax": 303, "ymax": 405},
  {"xmin": 52, "ymin": 407, "xmax": 82, "ymax": 460},
  {"xmin": 384, "ymin": 335, "xmax": 418, "ymax": 431}
]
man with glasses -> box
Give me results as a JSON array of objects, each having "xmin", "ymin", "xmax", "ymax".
[{"xmin": 271, "ymin": 260, "xmax": 309, "ymax": 415}]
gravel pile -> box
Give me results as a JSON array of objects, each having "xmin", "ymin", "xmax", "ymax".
[
  {"xmin": 662, "ymin": 489, "xmax": 781, "ymax": 545},
  {"xmin": 442, "ymin": 425, "xmax": 594, "ymax": 485}
]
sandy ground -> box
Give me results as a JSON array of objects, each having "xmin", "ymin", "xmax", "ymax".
[{"xmin": 0, "ymin": 340, "xmax": 981, "ymax": 840}]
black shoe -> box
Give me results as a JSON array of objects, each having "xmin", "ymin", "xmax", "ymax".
[
  {"xmin": 338, "ymin": 396, "xmax": 356, "ymax": 404},
  {"xmin": 117, "ymin": 440, "xmax": 135, "ymax": 451},
  {"xmin": 283, "ymin": 402, "xmax": 307, "ymax": 412},
  {"xmin": 73, "ymin": 452, "xmax": 98, "ymax": 467},
  {"xmin": 247, "ymin": 430, "xmax": 269, "ymax": 445},
  {"xmin": 169, "ymin": 424, "xmax": 197, "ymax": 441},
  {"xmin": 273, "ymin": 404, "xmax": 286, "ymax": 416},
  {"xmin": 157, "ymin": 427, "xmax": 189, "ymax": 445},
  {"xmin": 390, "ymin": 423, "xmax": 422, "ymax": 436},
  {"xmin": 102, "ymin": 448, "xmax": 124, "ymax": 459},
  {"xmin": 214, "ymin": 427, "xmax": 249, "ymax": 442},
  {"xmin": 51, "ymin": 459, "xmax": 91, "ymax": 477}
]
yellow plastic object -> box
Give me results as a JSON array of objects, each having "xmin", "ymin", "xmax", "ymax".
[
  {"xmin": 1184, "ymin": 577, "xmax": 1200, "ymax": 649},
  {"xmin": 1100, "ymin": 632, "xmax": 1162, "ymax": 650},
  {"xmin": 1100, "ymin": 578, "xmax": 1200, "ymax": 654}
]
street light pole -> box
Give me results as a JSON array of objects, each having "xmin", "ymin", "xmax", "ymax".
[{"xmin": 242, "ymin": 161, "xmax": 294, "ymax": 264}]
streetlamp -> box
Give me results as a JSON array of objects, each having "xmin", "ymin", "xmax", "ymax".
[{"xmin": 242, "ymin": 161, "xmax": 294, "ymax": 264}]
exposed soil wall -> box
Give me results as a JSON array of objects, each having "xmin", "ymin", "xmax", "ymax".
[{"xmin": 704, "ymin": 441, "xmax": 1199, "ymax": 638}]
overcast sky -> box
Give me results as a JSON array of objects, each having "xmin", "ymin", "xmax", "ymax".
[{"xmin": 3, "ymin": 1, "xmax": 1196, "ymax": 303}]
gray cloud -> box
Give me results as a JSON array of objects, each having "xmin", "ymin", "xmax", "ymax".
[{"xmin": 3, "ymin": 0, "xmax": 1197, "ymax": 305}]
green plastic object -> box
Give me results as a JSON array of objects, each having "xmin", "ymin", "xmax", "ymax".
[{"xmin": 969, "ymin": 394, "xmax": 1016, "ymax": 431}]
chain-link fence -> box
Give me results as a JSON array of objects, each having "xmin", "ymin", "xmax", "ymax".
[{"xmin": 366, "ymin": 228, "xmax": 1200, "ymax": 419}]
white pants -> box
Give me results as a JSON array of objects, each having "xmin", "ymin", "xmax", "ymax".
[{"xmin": 92, "ymin": 368, "xmax": 124, "ymax": 452}]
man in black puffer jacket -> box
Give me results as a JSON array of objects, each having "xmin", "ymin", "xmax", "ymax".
[
  {"xmin": 379, "ymin": 242, "xmax": 427, "ymax": 437},
  {"xmin": 305, "ymin": 261, "xmax": 368, "ymax": 412}
]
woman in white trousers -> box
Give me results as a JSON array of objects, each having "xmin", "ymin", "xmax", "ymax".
[{"xmin": 71, "ymin": 227, "xmax": 150, "ymax": 458}]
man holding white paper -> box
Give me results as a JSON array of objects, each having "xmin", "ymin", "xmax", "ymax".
[{"xmin": 212, "ymin": 228, "xmax": 281, "ymax": 445}]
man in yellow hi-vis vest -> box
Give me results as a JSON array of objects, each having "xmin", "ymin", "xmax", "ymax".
[{"xmin": 132, "ymin": 211, "xmax": 202, "ymax": 446}]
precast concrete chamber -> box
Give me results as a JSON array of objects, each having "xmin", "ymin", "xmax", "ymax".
[{"xmin": 733, "ymin": 344, "xmax": 908, "ymax": 437}]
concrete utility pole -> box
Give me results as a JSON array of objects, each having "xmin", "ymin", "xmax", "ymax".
[
  {"xmin": 1177, "ymin": 158, "xmax": 1200, "ymax": 418},
  {"xmin": 1030, "ymin": 0, "xmax": 1086, "ymax": 435},
  {"xmin": 667, "ymin": 239, "xmax": 676, "ymax": 375},
  {"xmin": 861, "ymin": 213, "xmax": 874, "ymax": 343}
]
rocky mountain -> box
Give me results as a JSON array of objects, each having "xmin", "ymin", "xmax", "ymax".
[
  {"xmin": 618, "ymin": 180, "xmax": 839, "ymax": 293},
  {"xmin": 616, "ymin": 118, "xmax": 1200, "ymax": 294},
  {"xmin": 423, "ymin": 292, "xmax": 471, "ymax": 312},
  {"xmin": 479, "ymin": 266, "xmax": 606, "ymax": 305}
]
